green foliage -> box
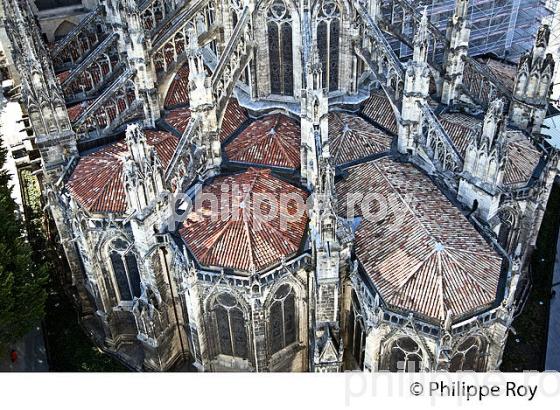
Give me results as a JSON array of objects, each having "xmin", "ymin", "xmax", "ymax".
[
  {"xmin": 0, "ymin": 137, "xmax": 48, "ymax": 353},
  {"xmin": 17, "ymin": 160, "xmax": 126, "ymax": 371},
  {"xmin": 44, "ymin": 289, "xmax": 128, "ymax": 372}
]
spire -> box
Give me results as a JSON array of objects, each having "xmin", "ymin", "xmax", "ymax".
[
  {"xmin": 481, "ymin": 98, "xmax": 506, "ymax": 147},
  {"xmin": 413, "ymin": 7, "xmax": 429, "ymax": 63},
  {"xmin": 455, "ymin": 0, "xmax": 469, "ymax": 19},
  {"xmin": 510, "ymin": 23, "xmax": 555, "ymax": 132},
  {"xmin": 123, "ymin": 124, "xmax": 164, "ymax": 212},
  {"xmin": 398, "ymin": 9, "xmax": 431, "ymax": 154},
  {"xmin": 184, "ymin": 26, "xmax": 220, "ymax": 173},
  {"xmin": 307, "ymin": 46, "xmax": 324, "ymax": 92},
  {"xmin": 301, "ymin": 48, "xmax": 329, "ymax": 189},
  {"xmin": 534, "ymin": 24, "xmax": 551, "ymax": 60},
  {"xmin": 441, "ymin": 0, "xmax": 471, "ymax": 105},
  {"xmin": 3, "ymin": 0, "xmax": 77, "ymax": 180},
  {"xmin": 187, "ymin": 27, "xmax": 206, "ymax": 81},
  {"xmin": 458, "ymin": 98, "xmax": 507, "ymax": 220}
]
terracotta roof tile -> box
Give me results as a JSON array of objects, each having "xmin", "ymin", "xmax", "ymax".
[
  {"xmin": 503, "ymin": 131, "xmax": 541, "ymax": 186},
  {"xmin": 329, "ymin": 112, "xmax": 392, "ymax": 165},
  {"xmin": 67, "ymin": 130, "xmax": 178, "ymax": 214},
  {"xmin": 336, "ymin": 158, "xmax": 503, "ymax": 321},
  {"xmin": 165, "ymin": 107, "xmax": 192, "ymax": 134},
  {"xmin": 478, "ymin": 56, "xmax": 517, "ymax": 93},
  {"xmin": 57, "ymin": 70, "xmax": 70, "ymax": 84},
  {"xmin": 219, "ymin": 98, "xmax": 248, "ymax": 142},
  {"xmin": 164, "ymin": 64, "xmax": 190, "ymax": 108},
  {"xmin": 361, "ymin": 90, "xmax": 398, "ymax": 134},
  {"xmin": 67, "ymin": 102, "xmax": 89, "ymax": 122},
  {"xmin": 180, "ymin": 168, "xmax": 308, "ymax": 273},
  {"xmin": 439, "ymin": 113, "xmax": 542, "ymax": 187},
  {"xmin": 225, "ymin": 114, "xmax": 300, "ymax": 168},
  {"xmin": 438, "ymin": 113, "xmax": 480, "ymax": 157}
]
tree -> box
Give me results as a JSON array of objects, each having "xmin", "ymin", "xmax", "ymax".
[{"xmin": 0, "ymin": 135, "xmax": 47, "ymax": 353}]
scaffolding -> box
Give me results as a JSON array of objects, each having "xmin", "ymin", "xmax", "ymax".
[{"xmin": 385, "ymin": 0, "xmax": 558, "ymax": 62}]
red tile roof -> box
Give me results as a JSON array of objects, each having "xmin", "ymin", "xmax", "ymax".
[
  {"xmin": 164, "ymin": 64, "xmax": 190, "ymax": 108},
  {"xmin": 57, "ymin": 70, "xmax": 70, "ymax": 84},
  {"xmin": 329, "ymin": 112, "xmax": 392, "ymax": 165},
  {"xmin": 165, "ymin": 107, "xmax": 192, "ymax": 134},
  {"xmin": 67, "ymin": 130, "xmax": 178, "ymax": 213},
  {"xmin": 361, "ymin": 90, "xmax": 398, "ymax": 134},
  {"xmin": 219, "ymin": 98, "xmax": 248, "ymax": 142},
  {"xmin": 439, "ymin": 113, "xmax": 480, "ymax": 157},
  {"xmin": 440, "ymin": 113, "xmax": 541, "ymax": 187},
  {"xmin": 180, "ymin": 168, "xmax": 309, "ymax": 273},
  {"xmin": 164, "ymin": 97, "xmax": 247, "ymax": 141},
  {"xmin": 503, "ymin": 131, "xmax": 541, "ymax": 186},
  {"xmin": 67, "ymin": 102, "xmax": 88, "ymax": 122},
  {"xmin": 225, "ymin": 114, "xmax": 300, "ymax": 168},
  {"xmin": 478, "ymin": 56, "xmax": 517, "ymax": 93},
  {"xmin": 336, "ymin": 158, "xmax": 503, "ymax": 322}
]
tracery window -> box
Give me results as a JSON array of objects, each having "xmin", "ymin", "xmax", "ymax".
[
  {"xmin": 497, "ymin": 208, "xmax": 515, "ymax": 252},
  {"xmin": 108, "ymin": 238, "xmax": 142, "ymax": 302},
  {"xmin": 347, "ymin": 291, "xmax": 365, "ymax": 368},
  {"xmin": 317, "ymin": 0, "xmax": 340, "ymax": 92},
  {"xmin": 449, "ymin": 337, "xmax": 486, "ymax": 372},
  {"xmin": 269, "ymin": 284, "xmax": 297, "ymax": 354},
  {"xmin": 212, "ymin": 293, "xmax": 249, "ymax": 359},
  {"xmin": 267, "ymin": 0, "xmax": 294, "ymax": 96},
  {"xmin": 386, "ymin": 337, "xmax": 423, "ymax": 372}
]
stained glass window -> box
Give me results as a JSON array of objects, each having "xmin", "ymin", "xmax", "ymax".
[
  {"xmin": 317, "ymin": 0, "xmax": 341, "ymax": 92},
  {"xmin": 268, "ymin": 22, "xmax": 281, "ymax": 94},
  {"xmin": 348, "ymin": 291, "xmax": 365, "ymax": 368},
  {"xmin": 212, "ymin": 293, "xmax": 249, "ymax": 359},
  {"xmin": 387, "ymin": 337, "xmax": 423, "ymax": 372},
  {"xmin": 450, "ymin": 337, "xmax": 485, "ymax": 372},
  {"xmin": 267, "ymin": 0, "xmax": 294, "ymax": 96},
  {"xmin": 269, "ymin": 284, "xmax": 297, "ymax": 354},
  {"xmin": 108, "ymin": 238, "xmax": 142, "ymax": 302}
]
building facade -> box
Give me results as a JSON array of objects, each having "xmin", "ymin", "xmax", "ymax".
[{"xmin": 1, "ymin": 0, "xmax": 558, "ymax": 371}]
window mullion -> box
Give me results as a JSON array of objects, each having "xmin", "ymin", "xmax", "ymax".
[
  {"xmin": 281, "ymin": 300, "xmax": 286, "ymax": 349},
  {"xmin": 122, "ymin": 253, "xmax": 134, "ymax": 301},
  {"xmin": 228, "ymin": 309, "xmax": 235, "ymax": 357}
]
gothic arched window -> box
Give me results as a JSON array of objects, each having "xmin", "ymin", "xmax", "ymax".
[
  {"xmin": 267, "ymin": 0, "xmax": 294, "ymax": 96},
  {"xmin": 498, "ymin": 209, "xmax": 516, "ymax": 252},
  {"xmin": 269, "ymin": 284, "xmax": 297, "ymax": 354},
  {"xmin": 108, "ymin": 238, "xmax": 141, "ymax": 302},
  {"xmin": 449, "ymin": 337, "xmax": 486, "ymax": 372},
  {"xmin": 212, "ymin": 293, "xmax": 249, "ymax": 359},
  {"xmin": 347, "ymin": 291, "xmax": 365, "ymax": 368},
  {"xmin": 385, "ymin": 337, "xmax": 423, "ymax": 372},
  {"xmin": 317, "ymin": 0, "xmax": 341, "ymax": 92}
]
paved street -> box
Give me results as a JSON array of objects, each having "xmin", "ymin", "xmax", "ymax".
[{"xmin": 0, "ymin": 325, "xmax": 48, "ymax": 372}]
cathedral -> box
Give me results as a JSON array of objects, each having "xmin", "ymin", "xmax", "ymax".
[{"xmin": 2, "ymin": 0, "xmax": 558, "ymax": 372}]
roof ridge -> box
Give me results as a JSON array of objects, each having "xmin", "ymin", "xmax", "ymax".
[{"xmin": 372, "ymin": 161, "xmax": 436, "ymax": 242}]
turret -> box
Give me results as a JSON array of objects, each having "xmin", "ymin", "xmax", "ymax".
[
  {"xmin": 398, "ymin": 8, "xmax": 430, "ymax": 154},
  {"xmin": 186, "ymin": 27, "xmax": 221, "ymax": 173},
  {"xmin": 441, "ymin": 0, "xmax": 471, "ymax": 105},
  {"xmin": 123, "ymin": 124, "xmax": 165, "ymax": 213},
  {"xmin": 458, "ymin": 98, "xmax": 507, "ymax": 220},
  {"xmin": 3, "ymin": 0, "xmax": 77, "ymax": 182},
  {"xmin": 366, "ymin": 0, "xmax": 381, "ymax": 22},
  {"xmin": 510, "ymin": 24, "xmax": 555, "ymax": 133}
]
